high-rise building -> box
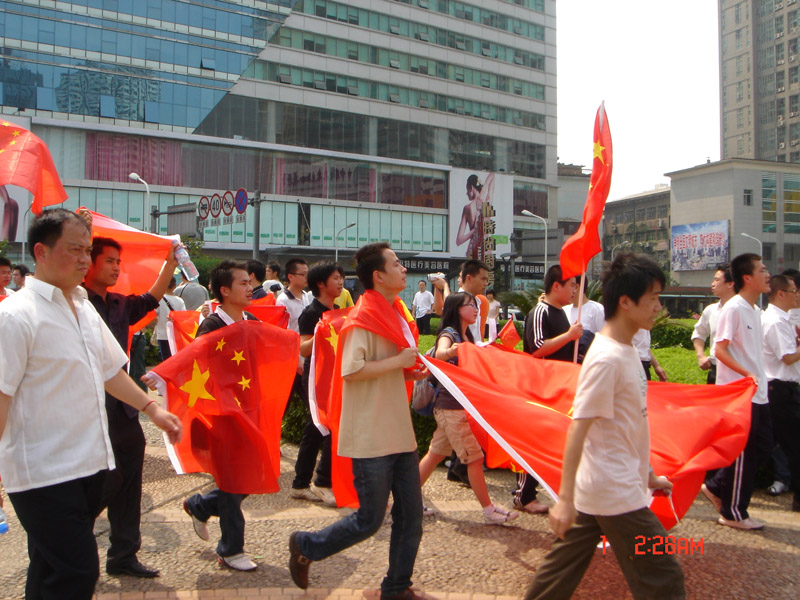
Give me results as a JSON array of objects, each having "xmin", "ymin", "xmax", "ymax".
[
  {"xmin": 719, "ymin": 0, "xmax": 800, "ymax": 162},
  {"xmin": 1, "ymin": 0, "xmax": 557, "ymax": 302}
]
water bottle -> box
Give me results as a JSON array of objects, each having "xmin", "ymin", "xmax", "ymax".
[
  {"xmin": 173, "ymin": 244, "xmax": 199, "ymax": 281},
  {"xmin": 0, "ymin": 506, "xmax": 8, "ymax": 534}
]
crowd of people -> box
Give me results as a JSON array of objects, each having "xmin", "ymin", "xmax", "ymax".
[{"xmin": 0, "ymin": 208, "xmax": 796, "ymax": 600}]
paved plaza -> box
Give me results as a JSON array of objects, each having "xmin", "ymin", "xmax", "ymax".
[{"xmin": 1, "ymin": 416, "xmax": 799, "ymax": 600}]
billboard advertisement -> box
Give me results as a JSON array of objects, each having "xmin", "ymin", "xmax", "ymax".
[
  {"xmin": 449, "ymin": 169, "xmax": 513, "ymax": 286},
  {"xmin": 1, "ymin": 184, "xmax": 31, "ymax": 243},
  {"xmin": 671, "ymin": 220, "xmax": 729, "ymax": 272}
]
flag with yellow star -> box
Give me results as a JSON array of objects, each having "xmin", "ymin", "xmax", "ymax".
[
  {"xmin": 559, "ymin": 103, "xmax": 613, "ymax": 279},
  {"xmin": 150, "ymin": 319, "xmax": 300, "ymax": 494},
  {"xmin": 0, "ymin": 122, "xmax": 68, "ymax": 215}
]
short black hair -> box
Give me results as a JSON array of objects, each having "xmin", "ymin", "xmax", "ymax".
[
  {"xmin": 13, "ymin": 263, "xmax": 30, "ymax": 276},
  {"xmin": 90, "ymin": 237, "xmax": 122, "ymax": 263},
  {"xmin": 27, "ymin": 208, "xmax": 90, "ymax": 260},
  {"xmin": 308, "ymin": 261, "xmax": 345, "ymax": 297},
  {"xmin": 543, "ymin": 264, "xmax": 571, "ymax": 294},
  {"xmin": 781, "ymin": 267, "xmax": 800, "ymax": 288},
  {"xmin": 168, "ymin": 276, "xmax": 177, "ymax": 289},
  {"xmin": 355, "ymin": 242, "xmax": 390, "ymax": 290},
  {"xmin": 209, "ymin": 259, "xmax": 248, "ymax": 301},
  {"xmin": 768, "ymin": 274, "xmax": 792, "ymax": 300},
  {"xmin": 486, "ymin": 288, "xmax": 495, "ymax": 296},
  {"xmin": 601, "ymin": 252, "xmax": 666, "ymax": 320},
  {"xmin": 267, "ymin": 261, "xmax": 281, "ymax": 278},
  {"xmin": 716, "ymin": 263, "xmax": 733, "ymax": 284},
  {"xmin": 461, "ymin": 259, "xmax": 489, "ymax": 281},
  {"xmin": 285, "ymin": 258, "xmax": 308, "ymax": 278},
  {"xmin": 0, "ymin": 257, "xmax": 11, "ymax": 269},
  {"xmin": 731, "ymin": 253, "xmax": 761, "ymax": 293},
  {"xmin": 246, "ymin": 259, "xmax": 266, "ymax": 283}
]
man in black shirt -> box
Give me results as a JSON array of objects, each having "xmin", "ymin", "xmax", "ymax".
[
  {"xmin": 83, "ymin": 236, "xmax": 178, "ymax": 578},
  {"xmin": 290, "ymin": 262, "xmax": 345, "ymax": 506},
  {"xmin": 517, "ymin": 265, "xmax": 582, "ymax": 515}
]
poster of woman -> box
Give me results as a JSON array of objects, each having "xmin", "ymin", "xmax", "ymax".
[
  {"xmin": 1, "ymin": 185, "xmax": 21, "ymax": 242},
  {"xmin": 449, "ymin": 170, "xmax": 513, "ymax": 260}
]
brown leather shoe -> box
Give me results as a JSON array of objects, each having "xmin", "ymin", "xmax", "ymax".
[
  {"xmin": 288, "ymin": 532, "xmax": 311, "ymax": 589},
  {"xmin": 380, "ymin": 588, "xmax": 425, "ymax": 600}
]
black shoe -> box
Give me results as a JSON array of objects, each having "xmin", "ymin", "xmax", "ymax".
[
  {"xmin": 106, "ymin": 560, "xmax": 160, "ymax": 578},
  {"xmin": 380, "ymin": 588, "xmax": 424, "ymax": 600},
  {"xmin": 288, "ymin": 532, "xmax": 311, "ymax": 589}
]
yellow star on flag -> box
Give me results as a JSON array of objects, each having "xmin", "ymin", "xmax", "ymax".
[
  {"xmin": 215, "ymin": 338, "xmax": 226, "ymax": 351},
  {"xmin": 234, "ymin": 396, "xmax": 242, "ymax": 408},
  {"xmin": 11, "ymin": 130, "xmax": 20, "ymax": 137},
  {"xmin": 8, "ymin": 140, "xmax": 15, "ymax": 146},
  {"xmin": 593, "ymin": 141, "xmax": 606, "ymax": 165},
  {"xmin": 325, "ymin": 323, "xmax": 339, "ymax": 355},
  {"xmin": 231, "ymin": 350, "xmax": 245, "ymax": 365},
  {"xmin": 190, "ymin": 321, "xmax": 199, "ymax": 338},
  {"xmin": 180, "ymin": 360, "xmax": 216, "ymax": 408},
  {"xmin": 238, "ymin": 376, "xmax": 251, "ymax": 390},
  {"xmin": 1, "ymin": 122, "xmax": 10, "ymax": 126}
]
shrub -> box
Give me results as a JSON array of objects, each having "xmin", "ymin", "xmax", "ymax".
[{"xmin": 651, "ymin": 321, "xmax": 693, "ymax": 350}]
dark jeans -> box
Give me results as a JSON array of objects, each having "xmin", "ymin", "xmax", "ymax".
[
  {"xmin": 707, "ymin": 364, "xmax": 717, "ymax": 385},
  {"xmin": 524, "ymin": 508, "xmax": 685, "ymax": 600},
  {"xmin": 706, "ymin": 401, "xmax": 773, "ymax": 520},
  {"xmin": 103, "ymin": 405, "xmax": 146, "ymax": 569},
  {"xmin": 514, "ymin": 471, "xmax": 540, "ymax": 505},
  {"xmin": 295, "ymin": 451, "xmax": 423, "ymax": 595},
  {"xmin": 9, "ymin": 471, "xmax": 107, "ymax": 600},
  {"xmin": 769, "ymin": 381, "xmax": 800, "ymax": 501},
  {"xmin": 185, "ymin": 490, "xmax": 248, "ymax": 557},
  {"xmin": 416, "ymin": 314, "xmax": 432, "ymax": 335},
  {"xmin": 158, "ymin": 339, "xmax": 172, "ymax": 362},
  {"xmin": 129, "ymin": 333, "xmax": 147, "ymax": 392},
  {"xmin": 641, "ymin": 361, "xmax": 652, "ymax": 381},
  {"xmin": 293, "ymin": 372, "xmax": 332, "ymax": 489}
]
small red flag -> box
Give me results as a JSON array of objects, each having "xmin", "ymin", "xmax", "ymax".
[
  {"xmin": 560, "ymin": 104, "xmax": 613, "ymax": 279},
  {"xmin": 151, "ymin": 320, "xmax": 299, "ymax": 494},
  {"xmin": 497, "ymin": 319, "xmax": 522, "ymax": 349},
  {"xmin": 0, "ymin": 122, "xmax": 67, "ymax": 215}
]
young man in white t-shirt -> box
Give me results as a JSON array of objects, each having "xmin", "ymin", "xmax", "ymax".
[
  {"xmin": 524, "ymin": 252, "xmax": 684, "ymax": 600},
  {"xmin": 702, "ymin": 253, "xmax": 772, "ymax": 530}
]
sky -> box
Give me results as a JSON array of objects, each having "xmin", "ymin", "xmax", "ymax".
[{"xmin": 557, "ymin": 1, "xmax": 720, "ymax": 200}]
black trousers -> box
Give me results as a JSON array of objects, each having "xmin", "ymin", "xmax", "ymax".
[
  {"xmin": 293, "ymin": 369, "xmax": 332, "ymax": 489},
  {"xmin": 416, "ymin": 314, "xmax": 432, "ymax": 335},
  {"xmin": 103, "ymin": 403, "xmax": 146, "ymax": 569},
  {"xmin": 769, "ymin": 380, "xmax": 800, "ymax": 502},
  {"xmin": 9, "ymin": 471, "xmax": 107, "ymax": 600}
]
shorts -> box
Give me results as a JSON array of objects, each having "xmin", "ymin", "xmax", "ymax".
[{"xmin": 429, "ymin": 407, "xmax": 484, "ymax": 465}]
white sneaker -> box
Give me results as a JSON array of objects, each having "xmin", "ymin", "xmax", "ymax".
[
  {"xmin": 218, "ymin": 553, "xmax": 257, "ymax": 571},
  {"xmin": 290, "ymin": 487, "xmax": 322, "ymax": 502},
  {"xmin": 422, "ymin": 505, "xmax": 436, "ymax": 516},
  {"xmin": 717, "ymin": 516, "xmax": 765, "ymax": 530},
  {"xmin": 484, "ymin": 504, "xmax": 520, "ymax": 525},
  {"xmin": 311, "ymin": 484, "xmax": 337, "ymax": 507},
  {"xmin": 767, "ymin": 480, "xmax": 789, "ymax": 496}
]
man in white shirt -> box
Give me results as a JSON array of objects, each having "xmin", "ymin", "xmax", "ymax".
[
  {"xmin": 761, "ymin": 274, "xmax": 800, "ymax": 513},
  {"xmin": 692, "ymin": 264, "xmax": 735, "ymax": 384},
  {"xmin": 703, "ymin": 252, "xmax": 772, "ymax": 530},
  {"xmin": 0, "ymin": 256, "xmax": 13, "ymax": 297},
  {"xmin": 277, "ymin": 258, "xmax": 312, "ymax": 334},
  {"xmin": 0, "ymin": 209, "xmax": 182, "ymax": 599},
  {"xmin": 412, "ymin": 280, "xmax": 435, "ymax": 335},
  {"xmin": 524, "ymin": 252, "xmax": 684, "ymax": 600},
  {"xmin": 567, "ymin": 278, "xmax": 605, "ymax": 334}
]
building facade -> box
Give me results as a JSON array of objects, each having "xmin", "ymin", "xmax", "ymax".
[{"xmin": 0, "ymin": 0, "xmax": 558, "ymax": 304}]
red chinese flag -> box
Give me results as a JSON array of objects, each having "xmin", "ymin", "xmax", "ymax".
[
  {"xmin": 324, "ymin": 291, "xmax": 418, "ymax": 508},
  {"xmin": 151, "ymin": 320, "xmax": 300, "ymax": 494},
  {"xmin": 168, "ymin": 306, "xmax": 288, "ymax": 353},
  {"xmin": 497, "ymin": 319, "xmax": 522, "ymax": 349},
  {"xmin": 0, "ymin": 122, "xmax": 67, "ymax": 215},
  {"xmin": 560, "ymin": 104, "xmax": 613, "ymax": 279},
  {"xmin": 421, "ymin": 343, "xmax": 754, "ymax": 530},
  {"xmin": 250, "ymin": 295, "xmax": 276, "ymax": 306},
  {"xmin": 308, "ymin": 307, "xmax": 353, "ymax": 435}
]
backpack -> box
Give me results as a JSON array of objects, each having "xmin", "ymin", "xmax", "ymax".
[{"xmin": 411, "ymin": 345, "xmax": 438, "ymax": 416}]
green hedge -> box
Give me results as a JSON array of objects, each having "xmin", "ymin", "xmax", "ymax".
[{"xmin": 651, "ymin": 322, "xmax": 693, "ymax": 350}]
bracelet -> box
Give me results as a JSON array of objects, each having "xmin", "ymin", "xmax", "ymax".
[{"xmin": 141, "ymin": 399, "xmax": 157, "ymax": 413}]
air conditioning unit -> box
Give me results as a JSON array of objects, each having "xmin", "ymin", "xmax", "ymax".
[
  {"xmin": 657, "ymin": 219, "xmax": 663, "ymax": 228},
  {"xmin": 777, "ymin": 32, "xmax": 785, "ymax": 38},
  {"xmin": 792, "ymin": 139, "xmax": 800, "ymax": 145},
  {"xmin": 781, "ymin": 142, "xmax": 787, "ymax": 148},
  {"xmin": 778, "ymin": 59, "xmax": 786, "ymax": 65},
  {"xmin": 792, "ymin": 56, "xmax": 797, "ymax": 61},
  {"xmin": 792, "ymin": 111, "xmax": 799, "ymax": 117},
  {"xmin": 778, "ymin": 86, "xmax": 786, "ymax": 92}
]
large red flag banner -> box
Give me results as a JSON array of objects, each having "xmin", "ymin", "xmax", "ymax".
[
  {"xmin": 167, "ymin": 305, "xmax": 289, "ymax": 353},
  {"xmin": 560, "ymin": 104, "xmax": 613, "ymax": 279},
  {"xmin": 322, "ymin": 291, "xmax": 418, "ymax": 507},
  {"xmin": 420, "ymin": 343, "xmax": 754, "ymax": 529},
  {"xmin": 0, "ymin": 122, "xmax": 67, "ymax": 215},
  {"xmin": 150, "ymin": 320, "xmax": 299, "ymax": 494}
]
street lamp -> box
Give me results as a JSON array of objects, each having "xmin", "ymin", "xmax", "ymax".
[
  {"xmin": 611, "ymin": 240, "xmax": 631, "ymax": 260},
  {"xmin": 129, "ymin": 172, "xmax": 150, "ymax": 232},
  {"xmin": 520, "ymin": 210, "xmax": 548, "ymax": 273},
  {"xmin": 334, "ymin": 222, "xmax": 356, "ymax": 264}
]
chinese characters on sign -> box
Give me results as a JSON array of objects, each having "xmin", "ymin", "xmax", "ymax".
[{"xmin": 671, "ymin": 220, "xmax": 729, "ymax": 272}]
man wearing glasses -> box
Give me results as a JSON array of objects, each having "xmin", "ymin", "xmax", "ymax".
[
  {"xmin": 277, "ymin": 258, "xmax": 311, "ymax": 333},
  {"xmin": 761, "ymin": 274, "xmax": 800, "ymax": 514}
]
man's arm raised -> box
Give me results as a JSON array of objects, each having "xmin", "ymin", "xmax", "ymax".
[{"xmin": 147, "ymin": 245, "xmax": 180, "ymax": 302}]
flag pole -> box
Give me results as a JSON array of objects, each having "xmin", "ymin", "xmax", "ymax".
[{"xmin": 572, "ymin": 270, "xmax": 586, "ymax": 363}]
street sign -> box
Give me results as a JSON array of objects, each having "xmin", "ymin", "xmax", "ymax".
[
  {"xmin": 235, "ymin": 188, "xmax": 248, "ymax": 214},
  {"xmin": 222, "ymin": 190, "xmax": 234, "ymax": 216},
  {"xmin": 198, "ymin": 196, "xmax": 210, "ymax": 219},
  {"xmin": 210, "ymin": 193, "xmax": 222, "ymax": 218}
]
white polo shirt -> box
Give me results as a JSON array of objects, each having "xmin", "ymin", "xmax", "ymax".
[
  {"xmin": 714, "ymin": 294, "xmax": 768, "ymax": 404},
  {"xmin": 0, "ymin": 277, "xmax": 128, "ymax": 492},
  {"xmin": 691, "ymin": 301, "xmax": 723, "ymax": 365},
  {"xmin": 567, "ymin": 299, "xmax": 605, "ymax": 333},
  {"xmin": 762, "ymin": 303, "xmax": 800, "ymax": 383},
  {"xmin": 277, "ymin": 288, "xmax": 312, "ymax": 333}
]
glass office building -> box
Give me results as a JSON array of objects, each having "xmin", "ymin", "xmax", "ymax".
[{"xmin": 1, "ymin": 0, "xmax": 557, "ymax": 299}]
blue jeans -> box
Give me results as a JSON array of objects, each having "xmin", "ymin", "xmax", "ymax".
[
  {"xmin": 185, "ymin": 489, "xmax": 248, "ymax": 557},
  {"xmin": 296, "ymin": 451, "xmax": 423, "ymax": 595}
]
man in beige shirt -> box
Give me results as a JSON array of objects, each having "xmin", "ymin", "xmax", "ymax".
[{"xmin": 289, "ymin": 242, "xmax": 426, "ymax": 600}]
